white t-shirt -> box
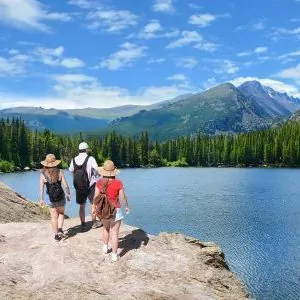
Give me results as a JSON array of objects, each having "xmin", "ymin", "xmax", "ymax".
[{"xmin": 69, "ymin": 153, "xmax": 98, "ymax": 187}]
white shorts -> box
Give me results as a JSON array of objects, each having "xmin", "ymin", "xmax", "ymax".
[{"xmin": 114, "ymin": 208, "xmax": 124, "ymax": 222}]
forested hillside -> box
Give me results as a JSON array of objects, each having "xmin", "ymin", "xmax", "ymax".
[{"xmin": 1, "ymin": 117, "xmax": 300, "ymax": 172}]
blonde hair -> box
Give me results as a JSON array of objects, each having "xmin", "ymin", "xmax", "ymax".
[{"xmin": 43, "ymin": 166, "xmax": 60, "ymax": 182}]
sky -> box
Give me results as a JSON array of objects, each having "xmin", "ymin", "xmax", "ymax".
[{"xmin": 0, "ymin": 0, "xmax": 300, "ymax": 109}]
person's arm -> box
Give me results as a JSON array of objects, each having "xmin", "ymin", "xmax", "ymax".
[
  {"xmin": 69, "ymin": 159, "xmax": 74, "ymax": 177},
  {"xmin": 119, "ymin": 188, "xmax": 130, "ymax": 214},
  {"xmin": 92, "ymin": 185, "xmax": 100, "ymax": 215},
  {"xmin": 60, "ymin": 171, "xmax": 71, "ymax": 201},
  {"xmin": 90, "ymin": 156, "xmax": 100, "ymax": 177},
  {"xmin": 39, "ymin": 173, "xmax": 45, "ymax": 207}
]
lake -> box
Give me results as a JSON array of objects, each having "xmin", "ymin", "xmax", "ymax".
[{"xmin": 0, "ymin": 168, "xmax": 299, "ymax": 300}]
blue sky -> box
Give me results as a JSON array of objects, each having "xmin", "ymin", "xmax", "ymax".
[{"xmin": 0, "ymin": 0, "xmax": 300, "ymax": 109}]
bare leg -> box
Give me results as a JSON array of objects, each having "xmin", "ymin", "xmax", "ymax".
[
  {"xmin": 57, "ymin": 206, "xmax": 65, "ymax": 230},
  {"xmin": 102, "ymin": 219, "xmax": 110, "ymax": 246},
  {"xmin": 79, "ymin": 204, "xmax": 85, "ymax": 224},
  {"xmin": 91, "ymin": 204, "xmax": 96, "ymax": 223},
  {"xmin": 110, "ymin": 220, "xmax": 121, "ymax": 254},
  {"xmin": 49, "ymin": 208, "xmax": 59, "ymax": 234}
]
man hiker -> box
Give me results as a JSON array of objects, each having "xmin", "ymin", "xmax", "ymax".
[{"xmin": 69, "ymin": 142, "xmax": 100, "ymax": 230}]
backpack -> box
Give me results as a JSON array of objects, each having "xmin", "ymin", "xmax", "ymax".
[
  {"xmin": 73, "ymin": 156, "xmax": 90, "ymax": 194},
  {"xmin": 43, "ymin": 171, "xmax": 65, "ymax": 203},
  {"xmin": 94, "ymin": 179, "xmax": 116, "ymax": 219}
]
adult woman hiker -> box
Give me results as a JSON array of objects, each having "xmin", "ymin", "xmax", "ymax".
[
  {"xmin": 39, "ymin": 154, "xmax": 71, "ymax": 241},
  {"xmin": 92, "ymin": 160, "xmax": 130, "ymax": 262}
]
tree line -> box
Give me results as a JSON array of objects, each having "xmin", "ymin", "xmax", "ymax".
[{"xmin": 0, "ymin": 117, "xmax": 300, "ymax": 172}]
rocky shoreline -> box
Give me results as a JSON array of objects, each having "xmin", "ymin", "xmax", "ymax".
[{"xmin": 0, "ymin": 182, "xmax": 249, "ymax": 299}]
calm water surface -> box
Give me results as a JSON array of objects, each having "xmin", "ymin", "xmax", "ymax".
[{"xmin": 1, "ymin": 168, "xmax": 300, "ymax": 300}]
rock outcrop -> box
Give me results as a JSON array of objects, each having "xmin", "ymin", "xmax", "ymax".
[
  {"xmin": 0, "ymin": 182, "xmax": 49, "ymax": 223},
  {"xmin": 0, "ymin": 183, "xmax": 249, "ymax": 299}
]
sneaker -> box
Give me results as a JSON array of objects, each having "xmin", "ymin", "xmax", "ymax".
[
  {"xmin": 80, "ymin": 222, "xmax": 86, "ymax": 232},
  {"xmin": 102, "ymin": 244, "xmax": 109, "ymax": 254},
  {"xmin": 54, "ymin": 234, "xmax": 61, "ymax": 242},
  {"xmin": 92, "ymin": 221, "xmax": 98, "ymax": 229},
  {"xmin": 111, "ymin": 253, "xmax": 120, "ymax": 262},
  {"xmin": 58, "ymin": 228, "xmax": 64, "ymax": 237}
]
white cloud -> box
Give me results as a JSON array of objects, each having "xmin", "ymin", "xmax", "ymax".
[
  {"xmin": 167, "ymin": 74, "xmax": 187, "ymax": 81},
  {"xmin": 203, "ymin": 77, "xmax": 218, "ymax": 90},
  {"xmin": 153, "ymin": 0, "xmax": 175, "ymax": 13},
  {"xmin": 54, "ymin": 74, "xmax": 96, "ymax": 84},
  {"xmin": 188, "ymin": 3, "xmax": 202, "ymax": 9},
  {"xmin": 194, "ymin": 42, "xmax": 219, "ymax": 52},
  {"xmin": 189, "ymin": 14, "xmax": 216, "ymax": 27},
  {"xmin": 147, "ymin": 58, "xmax": 165, "ymax": 64},
  {"xmin": 235, "ymin": 19, "xmax": 267, "ymax": 31},
  {"xmin": 0, "ymin": 54, "xmax": 29, "ymax": 76},
  {"xmin": 272, "ymin": 26, "xmax": 300, "ymax": 41},
  {"xmin": 61, "ymin": 58, "xmax": 85, "ymax": 68},
  {"xmin": 276, "ymin": 64, "xmax": 300, "ymax": 80},
  {"xmin": 86, "ymin": 9, "xmax": 138, "ymax": 32},
  {"xmin": 100, "ymin": 42, "xmax": 147, "ymax": 70},
  {"xmin": 0, "ymin": 73, "xmax": 195, "ymax": 109},
  {"xmin": 129, "ymin": 20, "xmax": 179, "ymax": 39},
  {"xmin": 0, "ymin": 0, "xmax": 72, "ymax": 32},
  {"xmin": 166, "ymin": 31, "xmax": 202, "ymax": 48},
  {"xmin": 69, "ymin": 0, "xmax": 138, "ymax": 33},
  {"xmin": 236, "ymin": 51, "xmax": 252, "ymax": 57},
  {"xmin": 33, "ymin": 46, "xmax": 85, "ymax": 68},
  {"xmin": 176, "ymin": 57, "xmax": 198, "ymax": 69},
  {"xmin": 68, "ymin": 0, "xmax": 95, "ymax": 9},
  {"xmin": 231, "ymin": 76, "xmax": 300, "ymax": 97},
  {"xmin": 215, "ymin": 60, "xmax": 239, "ymax": 74},
  {"xmin": 8, "ymin": 49, "xmax": 20, "ymax": 55},
  {"xmin": 278, "ymin": 50, "xmax": 300, "ymax": 61},
  {"xmin": 254, "ymin": 46, "xmax": 268, "ymax": 53}
]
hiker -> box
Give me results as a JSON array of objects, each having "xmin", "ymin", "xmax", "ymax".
[
  {"xmin": 39, "ymin": 154, "xmax": 71, "ymax": 241},
  {"xmin": 69, "ymin": 142, "xmax": 100, "ymax": 230},
  {"xmin": 93, "ymin": 160, "xmax": 130, "ymax": 262}
]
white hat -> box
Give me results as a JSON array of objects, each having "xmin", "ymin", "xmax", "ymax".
[{"xmin": 79, "ymin": 142, "xmax": 89, "ymax": 150}]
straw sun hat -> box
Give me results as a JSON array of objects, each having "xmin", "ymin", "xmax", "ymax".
[
  {"xmin": 98, "ymin": 160, "xmax": 120, "ymax": 177},
  {"xmin": 40, "ymin": 154, "xmax": 61, "ymax": 168}
]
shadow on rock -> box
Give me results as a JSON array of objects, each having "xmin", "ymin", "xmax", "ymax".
[
  {"xmin": 118, "ymin": 229, "xmax": 149, "ymax": 258},
  {"xmin": 63, "ymin": 221, "xmax": 93, "ymax": 240}
]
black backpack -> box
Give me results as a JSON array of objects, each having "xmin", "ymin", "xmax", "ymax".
[
  {"xmin": 73, "ymin": 156, "xmax": 90, "ymax": 194},
  {"xmin": 43, "ymin": 171, "xmax": 65, "ymax": 203}
]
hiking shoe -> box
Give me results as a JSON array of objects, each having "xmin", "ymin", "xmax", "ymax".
[
  {"xmin": 80, "ymin": 222, "xmax": 86, "ymax": 232},
  {"xmin": 92, "ymin": 221, "xmax": 98, "ymax": 229},
  {"xmin": 58, "ymin": 228, "xmax": 64, "ymax": 237},
  {"xmin": 102, "ymin": 244, "xmax": 109, "ymax": 254},
  {"xmin": 54, "ymin": 234, "xmax": 61, "ymax": 242},
  {"xmin": 111, "ymin": 253, "xmax": 120, "ymax": 262}
]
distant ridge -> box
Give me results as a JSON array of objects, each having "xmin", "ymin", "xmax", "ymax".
[{"xmin": 0, "ymin": 81, "xmax": 299, "ymax": 138}]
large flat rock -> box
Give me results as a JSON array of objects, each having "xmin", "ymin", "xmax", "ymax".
[{"xmin": 0, "ymin": 218, "xmax": 249, "ymax": 299}]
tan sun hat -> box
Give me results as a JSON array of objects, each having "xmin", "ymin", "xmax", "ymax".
[
  {"xmin": 40, "ymin": 154, "xmax": 61, "ymax": 168},
  {"xmin": 98, "ymin": 160, "xmax": 120, "ymax": 177}
]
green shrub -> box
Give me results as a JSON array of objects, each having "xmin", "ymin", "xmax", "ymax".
[{"xmin": 0, "ymin": 160, "xmax": 15, "ymax": 173}]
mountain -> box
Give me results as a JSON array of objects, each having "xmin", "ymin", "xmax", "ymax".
[
  {"xmin": 238, "ymin": 80, "xmax": 300, "ymax": 117},
  {"xmin": 290, "ymin": 110, "xmax": 300, "ymax": 122},
  {"xmin": 0, "ymin": 108, "xmax": 109, "ymax": 133},
  {"xmin": 0, "ymin": 95, "xmax": 191, "ymax": 132},
  {"xmin": 108, "ymin": 83, "xmax": 274, "ymax": 140}
]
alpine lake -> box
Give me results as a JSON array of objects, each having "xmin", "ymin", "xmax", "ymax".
[{"xmin": 1, "ymin": 167, "xmax": 300, "ymax": 300}]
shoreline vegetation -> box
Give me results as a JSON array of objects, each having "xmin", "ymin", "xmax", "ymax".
[
  {"xmin": 0, "ymin": 161, "xmax": 299, "ymax": 174},
  {"xmin": 0, "ymin": 117, "xmax": 300, "ymax": 173}
]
